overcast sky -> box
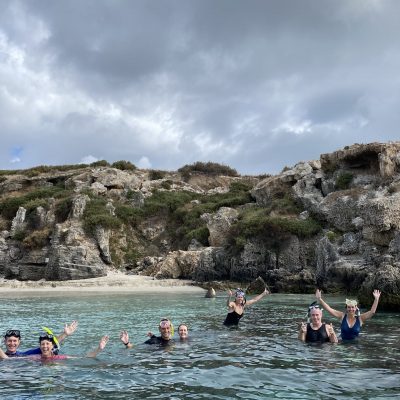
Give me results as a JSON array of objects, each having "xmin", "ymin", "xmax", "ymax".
[{"xmin": 1, "ymin": 0, "xmax": 400, "ymax": 175}]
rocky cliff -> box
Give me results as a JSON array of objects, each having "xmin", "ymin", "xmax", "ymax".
[{"xmin": 1, "ymin": 144, "xmax": 400, "ymax": 310}]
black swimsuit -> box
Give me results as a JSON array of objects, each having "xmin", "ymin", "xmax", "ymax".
[
  {"xmin": 305, "ymin": 323, "xmax": 329, "ymax": 343},
  {"xmin": 223, "ymin": 310, "xmax": 243, "ymax": 326}
]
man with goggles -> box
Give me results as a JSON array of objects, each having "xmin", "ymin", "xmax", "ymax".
[
  {"xmin": 1, "ymin": 321, "xmax": 78, "ymax": 357},
  {"xmin": 120, "ymin": 318, "xmax": 174, "ymax": 348}
]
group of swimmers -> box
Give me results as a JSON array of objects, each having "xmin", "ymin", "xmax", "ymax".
[
  {"xmin": 299, "ymin": 289, "xmax": 381, "ymax": 343},
  {"xmin": 0, "ymin": 287, "xmax": 381, "ymax": 360}
]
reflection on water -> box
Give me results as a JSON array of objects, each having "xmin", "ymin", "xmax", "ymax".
[{"xmin": 0, "ymin": 292, "xmax": 399, "ymax": 399}]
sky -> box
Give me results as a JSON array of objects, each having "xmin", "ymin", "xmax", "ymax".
[{"xmin": 1, "ymin": 0, "xmax": 400, "ymax": 175}]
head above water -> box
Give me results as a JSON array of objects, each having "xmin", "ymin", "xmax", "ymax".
[
  {"xmin": 158, "ymin": 318, "xmax": 174, "ymax": 340},
  {"xmin": 4, "ymin": 329, "xmax": 21, "ymax": 340},
  {"xmin": 178, "ymin": 324, "xmax": 188, "ymax": 339}
]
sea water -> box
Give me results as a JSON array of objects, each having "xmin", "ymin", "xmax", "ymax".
[{"xmin": 0, "ymin": 291, "xmax": 399, "ymax": 399}]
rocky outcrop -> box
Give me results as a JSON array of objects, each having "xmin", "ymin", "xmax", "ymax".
[{"xmin": 1, "ymin": 143, "xmax": 400, "ymax": 309}]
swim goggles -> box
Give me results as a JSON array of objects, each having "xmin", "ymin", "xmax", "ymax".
[
  {"xmin": 5, "ymin": 329, "xmax": 21, "ymax": 338},
  {"xmin": 235, "ymin": 289, "xmax": 245, "ymax": 298},
  {"xmin": 307, "ymin": 302, "xmax": 321, "ymax": 318},
  {"xmin": 345, "ymin": 299, "xmax": 358, "ymax": 307},
  {"xmin": 39, "ymin": 326, "xmax": 60, "ymax": 350},
  {"xmin": 159, "ymin": 319, "xmax": 171, "ymax": 329}
]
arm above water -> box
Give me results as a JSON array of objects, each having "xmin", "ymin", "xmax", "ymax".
[
  {"xmin": 0, "ymin": 347, "xmax": 9, "ymax": 359},
  {"xmin": 86, "ymin": 335, "xmax": 109, "ymax": 358},
  {"xmin": 120, "ymin": 330, "xmax": 134, "ymax": 349},
  {"xmin": 246, "ymin": 288, "xmax": 270, "ymax": 306},
  {"xmin": 298, "ymin": 322, "xmax": 307, "ymax": 342},
  {"xmin": 315, "ymin": 289, "xmax": 344, "ymax": 320},
  {"xmin": 360, "ymin": 290, "xmax": 381, "ymax": 323},
  {"xmin": 325, "ymin": 323, "xmax": 338, "ymax": 343},
  {"xmin": 57, "ymin": 320, "xmax": 78, "ymax": 344}
]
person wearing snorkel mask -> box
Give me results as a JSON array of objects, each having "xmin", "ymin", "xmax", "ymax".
[
  {"xmin": 223, "ymin": 287, "xmax": 269, "ymax": 326},
  {"xmin": 298, "ymin": 303, "xmax": 338, "ymax": 343},
  {"xmin": 120, "ymin": 318, "xmax": 174, "ymax": 348},
  {"xmin": 315, "ymin": 289, "xmax": 381, "ymax": 341},
  {"xmin": 1, "ymin": 330, "xmax": 109, "ymax": 360},
  {"xmin": 0, "ymin": 320, "xmax": 78, "ymax": 358}
]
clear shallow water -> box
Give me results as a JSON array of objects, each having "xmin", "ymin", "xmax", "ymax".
[{"xmin": 0, "ymin": 292, "xmax": 399, "ymax": 399}]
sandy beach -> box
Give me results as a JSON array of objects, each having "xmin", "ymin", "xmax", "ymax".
[{"xmin": 0, "ymin": 270, "xmax": 206, "ymax": 294}]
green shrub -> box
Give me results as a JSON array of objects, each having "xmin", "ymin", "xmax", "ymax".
[
  {"xmin": 326, "ymin": 230, "xmax": 340, "ymax": 243},
  {"xmin": 23, "ymin": 228, "xmax": 51, "ymax": 249},
  {"xmin": 178, "ymin": 161, "xmax": 239, "ymax": 178},
  {"xmin": 184, "ymin": 226, "xmax": 209, "ymax": 246},
  {"xmin": 82, "ymin": 197, "xmax": 121, "ymax": 235},
  {"xmin": 55, "ymin": 198, "xmax": 73, "ymax": 223},
  {"xmin": 160, "ymin": 180, "xmax": 172, "ymax": 190},
  {"xmin": 336, "ymin": 172, "xmax": 353, "ymax": 190},
  {"xmin": 111, "ymin": 160, "xmax": 136, "ymax": 171},
  {"xmin": 90, "ymin": 160, "xmax": 110, "ymax": 168},
  {"xmin": 149, "ymin": 170, "xmax": 167, "ymax": 180},
  {"xmin": 115, "ymin": 204, "xmax": 143, "ymax": 226},
  {"xmin": 124, "ymin": 248, "xmax": 142, "ymax": 265},
  {"xmin": 12, "ymin": 229, "xmax": 27, "ymax": 241}
]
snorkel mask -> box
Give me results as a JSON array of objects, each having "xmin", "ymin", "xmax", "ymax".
[
  {"xmin": 234, "ymin": 289, "xmax": 246, "ymax": 305},
  {"xmin": 40, "ymin": 326, "xmax": 60, "ymax": 354},
  {"xmin": 159, "ymin": 319, "xmax": 174, "ymax": 337}
]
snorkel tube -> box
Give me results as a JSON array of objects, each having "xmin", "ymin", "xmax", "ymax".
[{"xmin": 42, "ymin": 326, "xmax": 60, "ymax": 354}]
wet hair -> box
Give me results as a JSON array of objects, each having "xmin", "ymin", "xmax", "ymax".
[
  {"xmin": 4, "ymin": 329, "xmax": 21, "ymax": 339},
  {"xmin": 306, "ymin": 301, "xmax": 322, "ymax": 321},
  {"xmin": 235, "ymin": 288, "xmax": 247, "ymax": 306}
]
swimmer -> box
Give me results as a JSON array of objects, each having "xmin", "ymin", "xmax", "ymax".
[
  {"xmin": 1, "ymin": 320, "xmax": 78, "ymax": 358},
  {"xmin": 298, "ymin": 303, "xmax": 338, "ymax": 343},
  {"xmin": 0, "ymin": 332, "xmax": 108, "ymax": 360},
  {"xmin": 120, "ymin": 318, "xmax": 174, "ymax": 348},
  {"xmin": 316, "ymin": 289, "xmax": 381, "ymax": 340},
  {"xmin": 177, "ymin": 324, "xmax": 189, "ymax": 341},
  {"xmin": 223, "ymin": 287, "xmax": 269, "ymax": 326}
]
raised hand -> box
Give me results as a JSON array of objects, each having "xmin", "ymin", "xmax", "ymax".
[
  {"xmin": 326, "ymin": 323, "xmax": 335, "ymax": 336},
  {"xmin": 315, "ymin": 289, "xmax": 322, "ymax": 300},
  {"xmin": 120, "ymin": 330, "xmax": 129, "ymax": 344},
  {"xmin": 300, "ymin": 322, "xmax": 307, "ymax": 333},
  {"xmin": 99, "ymin": 335, "xmax": 109, "ymax": 351},
  {"xmin": 373, "ymin": 289, "xmax": 381, "ymax": 300},
  {"xmin": 64, "ymin": 320, "xmax": 78, "ymax": 336}
]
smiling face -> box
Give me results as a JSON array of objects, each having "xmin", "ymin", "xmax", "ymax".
[
  {"xmin": 309, "ymin": 308, "xmax": 322, "ymax": 326},
  {"xmin": 159, "ymin": 320, "xmax": 172, "ymax": 340},
  {"xmin": 5, "ymin": 336, "xmax": 21, "ymax": 354},
  {"xmin": 178, "ymin": 325, "xmax": 188, "ymax": 339},
  {"xmin": 39, "ymin": 339, "xmax": 54, "ymax": 358},
  {"xmin": 346, "ymin": 304, "xmax": 357, "ymax": 315}
]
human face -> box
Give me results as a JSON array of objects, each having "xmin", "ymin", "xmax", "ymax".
[
  {"xmin": 309, "ymin": 309, "xmax": 322, "ymax": 325},
  {"xmin": 5, "ymin": 336, "xmax": 20, "ymax": 354},
  {"xmin": 159, "ymin": 321, "xmax": 171, "ymax": 340},
  {"xmin": 346, "ymin": 305, "xmax": 357, "ymax": 315},
  {"xmin": 235, "ymin": 295, "xmax": 244, "ymax": 305},
  {"xmin": 40, "ymin": 339, "xmax": 54, "ymax": 358},
  {"xmin": 178, "ymin": 325, "xmax": 188, "ymax": 339}
]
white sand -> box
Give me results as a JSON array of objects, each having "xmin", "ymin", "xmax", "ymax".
[{"xmin": 0, "ymin": 271, "xmax": 205, "ymax": 294}]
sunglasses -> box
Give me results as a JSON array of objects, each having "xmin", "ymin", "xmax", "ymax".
[{"xmin": 5, "ymin": 329, "xmax": 21, "ymax": 338}]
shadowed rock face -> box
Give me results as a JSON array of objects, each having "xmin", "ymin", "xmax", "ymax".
[{"xmin": 0, "ymin": 144, "xmax": 400, "ymax": 309}]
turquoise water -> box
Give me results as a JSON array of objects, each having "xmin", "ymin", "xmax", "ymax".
[{"xmin": 0, "ymin": 291, "xmax": 399, "ymax": 399}]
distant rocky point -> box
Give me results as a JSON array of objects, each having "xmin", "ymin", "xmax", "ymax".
[{"xmin": 1, "ymin": 144, "xmax": 399, "ymax": 310}]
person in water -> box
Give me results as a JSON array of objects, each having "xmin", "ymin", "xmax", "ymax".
[
  {"xmin": 223, "ymin": 287, "xmax": 269, "ymax": 326},
  {"xmin": 315, "ymin": 289, "xmax": 381, "ymax": 340},
  {"xmin": 120, "ymin": 318, "xmax": 174, "ymax": 348},
  {"xmin": 1, "ymin": 320, "xmax": 78, "ymax": 357},
  {"xmin": 0, "ymin": 332, "xmax": 109, "ymax": 360},
  {"xmin": 177, "ymin": 324, "xmax": 189, "ymax": 341},
  {"xmin": 298, "ymin": 303, "xmax": 338, "ymax": 343}
]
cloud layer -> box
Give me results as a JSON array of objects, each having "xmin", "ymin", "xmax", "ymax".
[{"xmin": 1, "ymin": 0, "xmax": 400, "ymax": 174}]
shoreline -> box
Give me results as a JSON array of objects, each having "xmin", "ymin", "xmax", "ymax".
[{"xmin": 0, "ymin": 271, "xmax": 206, "ymax": 294}]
